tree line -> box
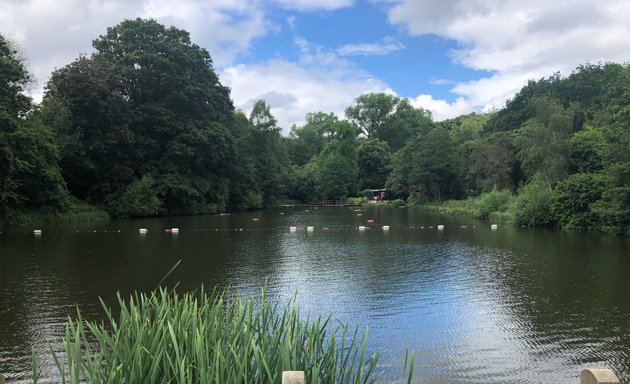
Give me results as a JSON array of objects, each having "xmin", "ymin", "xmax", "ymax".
[{"xmin": 1, "ymin": 19, "xmax": 628, "ymax": 235}]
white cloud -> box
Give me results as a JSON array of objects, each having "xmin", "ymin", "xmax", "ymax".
[
  {"xmin": 410, "ymin": 95, "xmax": 473, "ymax": 121},
  {"xmin": 141, "ymin": 1, "xmax": 270, "ymax": 66},
  {"xmin": 273, "ymin": 0, "xmax": 353, "ymax": 11},
  {"xmin": 220, "ymin": 44, "xmax": 393, "ymax": 133},
  {"xmin": 0, "ymin": 0, "xmax": 268, "ymax": 94},
  {"xmin": 337, "ymin": 39, "xmax": 405, "ymax": 56},
  {"xmin": 387, "ymin": 0, "xmax": 630, "ymax": 113}
]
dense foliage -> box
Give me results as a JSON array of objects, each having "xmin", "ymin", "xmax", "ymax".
[
  {"xmin": 0, "ymin": 35, "xmax": 69, "ymax": 225},
  {"xmin": 1, "ymin": 21, "xmax": 629, "ymax": 235},
  {"xmin": 43, "ymin": 19, "xmax": 237, "ymax": 217}
]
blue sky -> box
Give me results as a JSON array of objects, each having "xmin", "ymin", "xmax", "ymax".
[
  {"xmin": 2, "ymin": 0, "xmax": 630, "ymax": 133},
  {"xmin": 245, "ymin": 2, "xmax": 491, "ymax": 101}
]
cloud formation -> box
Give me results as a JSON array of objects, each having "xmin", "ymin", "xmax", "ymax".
[
  {"xmin": 387, "ymin": 0, "xmax": 630, "ymax": 118},
  {"xmin": 337, "ymin": 39, "xmax": 405, "ymax": 56},
  {"xmin": 220, "ymin": 44, "xmax": 393, "ymax": 133},
  {"xmin": 3, "ymin": 0, "xmax": 629, "ymax": 128},
  {"xmin": 273, "ymin": 0, "xmax": 353, "ymax": 11},
  {"xmin": 0, "ymin": 0, "xmax": 268, "ymax": 90}
]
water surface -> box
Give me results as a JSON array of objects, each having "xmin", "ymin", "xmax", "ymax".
[{"xmin": 1, "ymin": 207, "xmax": 629, "ymax": 383}]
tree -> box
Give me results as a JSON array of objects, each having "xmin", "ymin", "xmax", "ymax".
[
  {"xmin": 387, "ymin": 127, "xmax": 463, "ymax": 203},
  {"xmin": 345, "ymin": 93, "xmax": 432, "ymax": 151},
  {"xmin": 357, "ymin": 139, "xmax": 391, "ymax": 190},
  {"xmin": 1, "ymin": 35, "xmax": 69, "ymax": 223},
  {"xmin": 552, "ymin": 172, "xmax": 607, "ymax": 230},
  {"xmin": 287, "ymin": 112, "xmax": 337, "ymax": 166},
  {"xmin": 247, "ymin": 100, "xmax": 289, "ymax": 207},
  {"xmin": 467, "ymin": 132, "xmax": 517, "ymax": 193},
  {"xmin": 0, "ymin": 35, "xmax": 28, "ymax": 220},
  {"xmin": 227, "ymin": 111, "xmax": 263, "ymax": 211},
  {"xmin": 569, "ymin": 125, "xmax": 607, "ymax": 173},
  {"xmin": 43, "ymin": 56, "xmax": 134, "ymax": 201},
  {"xmin": 309, "ymin": 122, "xmax": 358, "ymax": 200},
  {"xmin": 43, "ymin": 19, "xmax": 236, "ymax": 216},
  {"xmin": 514, "ymin": 96, "xmax": 573, "ymax": 191}
]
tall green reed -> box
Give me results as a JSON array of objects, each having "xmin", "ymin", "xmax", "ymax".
[{"xmin": 33, "ymin": 286, "xmax": 414, "ymax": 383}]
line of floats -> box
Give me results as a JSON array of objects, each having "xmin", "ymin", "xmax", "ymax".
[
  {"xmin": 18, "ymin": 207, "xmax": 503, "ymax": 236},
  {"xmin": 26, "ymin": 223, "xmax": 500, "ymax": 236}
]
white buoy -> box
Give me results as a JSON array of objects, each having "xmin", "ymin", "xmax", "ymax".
[
  {"xmin": 306, "ymin": 226, "xmax": 314, "ymax": 232},
  {"xmin": 382, "ymin": 225, "xmax": 390, "ymax": 231},
  {"xmin": 289, "ymin": 226, "xmax": 297, "ymax": 232},
  {"xmin": 437, "ymin": 225, "xmax": 445, "ymax": 231},
  {"xmin": 171, "ymin": 228, "xmax": 179, "ymax": 233},
  {"xmin": 33, "ymin": 229, "xmax": 42, "ymax": 235},
  {"xmin": 491, "ymin": 224, "xmax": 498, "ymax": 230},
  {"xmin": 139, "ymin": 228, "xmax": 148, "ymax": 234},
  {"xmin": 358, "ymin": 226, "xmax": 366, "ymax": 231}
]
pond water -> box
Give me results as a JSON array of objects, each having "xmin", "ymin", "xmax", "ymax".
[{"xmin": 1, "ymin": 206, "xmax": 630, "ymax": 383}]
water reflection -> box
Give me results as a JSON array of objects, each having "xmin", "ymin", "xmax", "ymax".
[{"xmin": 1, "ymin": 207, "xmax": 629, "ymax": 383}]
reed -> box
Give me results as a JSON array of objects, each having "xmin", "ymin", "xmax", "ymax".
[{"xmin": 34, "ymin": 287, "xmax": 410, "ymax": 384}]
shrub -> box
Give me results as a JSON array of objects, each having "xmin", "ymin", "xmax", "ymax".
[
  {"xmin": 552, "ymin": 172, "xmax": 606, "ymax": 230},
  {"xmin": 406, "ymin": 192, "xmax": 425, "ymax": 207},
  {"xmin": 514, "ymin": 182, "xmax": 554, "ymax": 227},
  {"xmin": 474, "ymin": 189, "xmax": 513, "ymax": 220},
  {"xmin": 390, "ymin": 198, "xmax": 406, "ymax": 208},
  {"xmin": 346, "ymin": 196, "xmax": 366, "ymax": 205},
  {"xmin": 105, "ymin": 175, "xmax": 162, "ymax": 218}
]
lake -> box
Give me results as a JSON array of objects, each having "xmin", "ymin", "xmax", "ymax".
[{"xmin": 1, "ymin": 206, "xmax": 629, "ymax": 383}]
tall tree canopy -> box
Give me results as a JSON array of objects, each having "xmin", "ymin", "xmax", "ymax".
[
  {"xmin": 345, "ymin": 93, "xmax": 432, "ymax": 151},
  {"xmin": 245, "ymin": 100, "xmax": 289, "ymax": 207},
  {"xmin": 1, "ymin": 35, "xmax": 68, "ymax": 223},
  {"xmin": 43, "ymin": 19, "xmax": 236, "ymax": 216}
]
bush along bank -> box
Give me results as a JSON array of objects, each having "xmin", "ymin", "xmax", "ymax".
[{"xmin": 412, "ymin": 181, "xmax": 629, "ymax": 236}]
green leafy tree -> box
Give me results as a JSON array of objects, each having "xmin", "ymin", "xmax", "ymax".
[
  {"xmin": 387, "ymin": 127, "xmax": 463, "ymax": 203},
  {"xmin": 593, "ymin": 105, "xmax": 630, "ymax": 234},
  {"xmin": 1, "ymin": 35, "xmax": 69, "ymax": 223},
  {"xmin": 345, "ymin": 93, "xmax": 432, "ymax": 151},
  {"xmin": 514, "ymin": 182, "xmax": 555, "ymax": 227},
  {"xmin": 569, "ymin": 125, "xmax": 607, "ymax": 173},
  {"xmin": 514, "ymin": 96, "xmax": 573, "ymax": 190},
  {"xmin": 0, "ymin": 35, "xmax": 26, "ymax": 220},
  {"xmin": 357, "ymin": 139, "xmax": 391, "ymax": 190},
  {"xmin": 43, "ymin": 56, "xmax": 134, "ymax": 201},
  {"xmin": 445, "ymin": 113, "xmax": 491, "ymax": 145},
  {"xmin": 466, "ymin": 132, "xmax": 517, "ymax": 193},
  {"xmin": 227, "ymin": 111, "xmax": 263, "ymax": 211},
  {"xmin": 286, "ymin": 112, "xmax": 337, "ymax": 166},
  {"xmin": 552, "ymin": 172, "xmax": 607, "ymax": 230},
  {"xmin": 247, "ymin": 100, "xmax": 289, "ymax": 207},
  {"xmin": 43, "ymin": 19, "xmax": 236, "ymax": 216},
  {"xmin": 310, "ymin": 122, "xmax": 358, "ymax": 200}
]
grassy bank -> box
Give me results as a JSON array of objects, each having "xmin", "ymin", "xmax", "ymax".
[
  {"xmin": 6, "ymin": 199, "xmax": 109, "ymax": 228},
  {"xmin": 414, "ymin": 190, "xmax": 517, "ymax": 225},
  {"xmin": 33, "ymin": 287, "xmax": 414, "ymax": 384}
]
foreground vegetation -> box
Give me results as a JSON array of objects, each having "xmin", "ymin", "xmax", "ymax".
[
  {"xmin": 1, "ymin": 18, "xmax": 628, "ymax": 235},
  {"xmin": 32, "ymin": 287, "xmax": 413, "ymax": 384}
]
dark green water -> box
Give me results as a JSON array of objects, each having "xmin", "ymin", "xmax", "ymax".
[{"xmin": 1, "ymin": 206, "xmax": 629, "ymax": 383}]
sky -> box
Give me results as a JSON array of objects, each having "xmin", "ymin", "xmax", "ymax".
[{"xmin": 2, "ymin": 0, "xmax": 630, "ymax": 133}]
